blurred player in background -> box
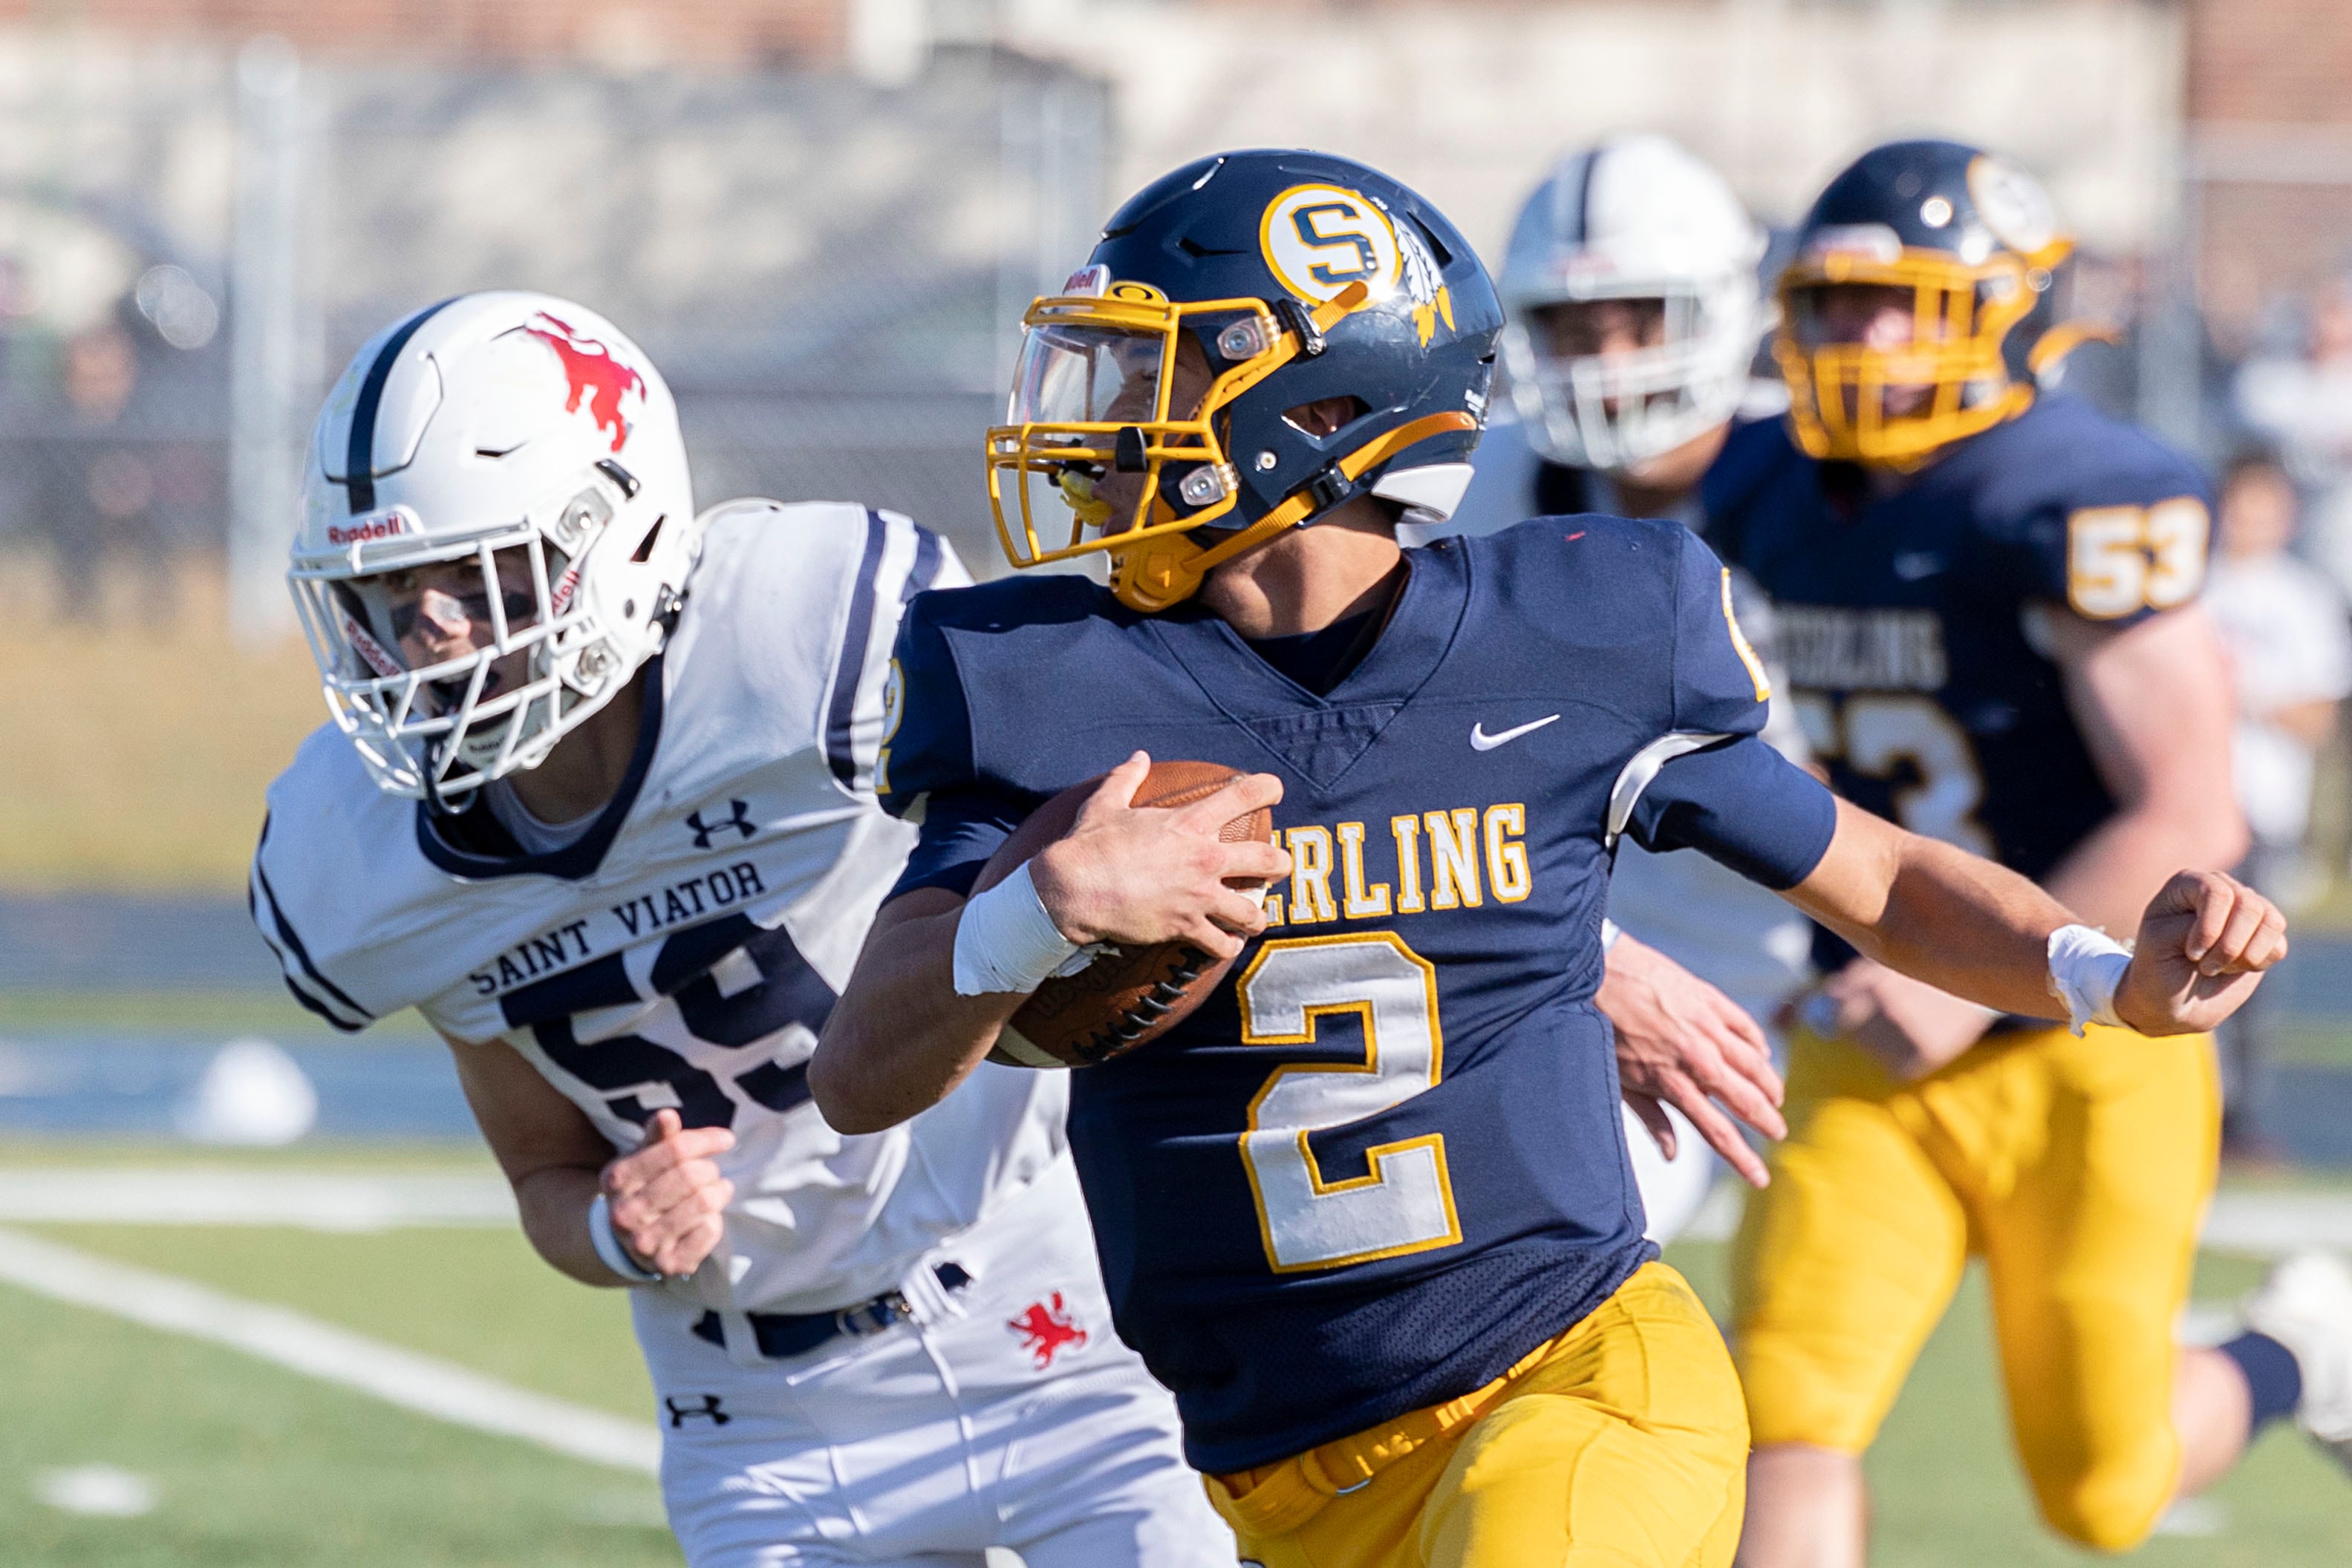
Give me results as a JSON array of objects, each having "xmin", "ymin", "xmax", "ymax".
[
  {"xmin": 1712, "ymin": 140, "xmax": 2352, "ymax": 1563},
  {"xmin": 250, "ymin": 292, "xmax": 1232, "ymax": 1568},
  {"xmin": 812, "ymin": 147, "xmax": 2282, "ymax": 1568},
  {"xmin": 1448, "ymin": 133, "xmax": 1811, "ymax": 1241},
  {"xmin": 2204, "ymin": 448, "xmax": 2352, "ymax": 1156}
]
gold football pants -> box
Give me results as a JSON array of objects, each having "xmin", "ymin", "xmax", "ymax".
[
  {"xmin": 1731, "ymin": 1022, "xmax": 2218, "ymax": 1550},
  {"xmin": 1205, "ymin": 1261, "xmax": 1747, "ymax": 1567}
]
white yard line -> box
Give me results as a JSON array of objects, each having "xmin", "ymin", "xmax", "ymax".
[
  {"xmin": 2202, "ymin": 1190, "xmax": 2352, "ymax": 1255},
  {"xmin": 0, "ymin": 1168, "xmax": 516, "ymax": 1229},
  {"xmin": 0, "ymin": 1225, "xmax": 658, "ymax": 1474}
]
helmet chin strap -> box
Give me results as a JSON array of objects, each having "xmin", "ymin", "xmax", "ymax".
[{"xmin": 1109, "ymin": 410, "xmax": 1478, "ymax": 612}]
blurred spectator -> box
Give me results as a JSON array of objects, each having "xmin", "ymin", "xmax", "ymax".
[
  {"xmin": 2203, "ymin": 448, "xmax": 2352, "ymax": 1154},
  {"xmin": 32, "ymin": 319, "xmax": 165, "ymax": 621},
  {"xmin": 2236, "ymin": 279, "xmax": 2352, "ymax": 599}
]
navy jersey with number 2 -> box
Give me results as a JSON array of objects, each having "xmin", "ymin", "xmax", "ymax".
[{"xmin": 874, "ymin": 515, "xmax": 1839, "ymax": 1472}]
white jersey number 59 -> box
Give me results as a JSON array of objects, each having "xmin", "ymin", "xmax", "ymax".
[{"xmin": 1237, "ymin": 933, "xmax": 1463, "ymax": 1274}]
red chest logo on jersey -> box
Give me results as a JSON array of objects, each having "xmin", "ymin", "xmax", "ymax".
[
  {"xmin": 1008, "ymin": 1292, "xmax": 1089, "ymax": 1368},
  {"xmin": 523, "ymin": 313, "xmax": 645, "ymax": 453}
]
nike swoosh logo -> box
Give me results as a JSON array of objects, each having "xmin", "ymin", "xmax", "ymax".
[{"xmin": 1470, "ymin": 714, "xmax": 1560, "ymax": 751}]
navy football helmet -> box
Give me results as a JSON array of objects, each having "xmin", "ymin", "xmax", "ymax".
[
  {"xmin": 986, "ymin": 149, "xmax": 1502, "ymax": 612},
  {"xmin": 1773, "ymin": 138, "xmax": 2072, "ymax": 466}
]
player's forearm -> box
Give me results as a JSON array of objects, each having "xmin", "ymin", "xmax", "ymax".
[
  {"xmin": 1786, "ymin": 800, "xmax": 2076, "ymax": 1021},
  {"xmin": 2043, "ymin": 799, "xmax": 2250, "ymax": 937},
  {"xmin": 812, "ymin": 903, "xmax": 1026, "ymax": 1134},
  {"xmin": 510, "ymin": 1163, "xmax": 632, "ymax": 1287}
]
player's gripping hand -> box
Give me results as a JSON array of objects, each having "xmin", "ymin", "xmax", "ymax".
[
  {"xmin": 1600, "ymin": 933, "xmax": 1787, "ymax": 1189},
  {"xmin": 600, "ymin": 1108, "xmax": 736, "ymax": 1279},
  {"xmin": 1803, "ymin": 957, "xmax": 1999, "ymax": 1084},
  {"xmin": 1029, "ymin": 751, "xmax": 1292, "ymax": 961},
  {"xmin": 2114, "ymin": 869, "xmax": 2288, "ymax": 1036}
]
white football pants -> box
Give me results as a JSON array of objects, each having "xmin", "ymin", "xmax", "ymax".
[{"xmin": 636, "ymin": 1156, "xmax": 1235, "ymax": 1568}]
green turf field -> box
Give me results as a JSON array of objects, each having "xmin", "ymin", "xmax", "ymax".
[
  {"xmin": 5, "ymin": 1160, "xmax": 2352, "ymax": 1565},
  {"xmin": 0, "ymin": 1206, "xmax": 674, "ymax": 1567}
]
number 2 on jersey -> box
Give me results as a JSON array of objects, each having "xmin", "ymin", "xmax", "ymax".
[{"xmin": 1236, "ymin": 933, "xmax": 1462, "ymax": 1274}]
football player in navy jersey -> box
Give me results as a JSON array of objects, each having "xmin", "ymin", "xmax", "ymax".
[
  {"xmin": 809, "ymin": 149, "xmax": 2284, "ymax": 1568},
  {"xmin": 1712, "ymin": 140, "xmax": 2352, "ymax": 1564}
]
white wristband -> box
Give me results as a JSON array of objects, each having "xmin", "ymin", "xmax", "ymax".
[
  {"xmin": 589, "ymin": 1191, "xmax": 661, "ymax": 1283},
  {"xmin": 2047, "ymin": 924, "xmax": 2132, "ymax": 1036},
  {"xmin": 1600, "ymin": 918, "xmax": 1623, "ymax": 953},
  {"xmin": 954, "ymin": 860, "xmax": 1095, "ymax": 996}
]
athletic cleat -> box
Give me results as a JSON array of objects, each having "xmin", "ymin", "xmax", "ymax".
[{"xmin": 2243, "ymin": 1249, "xmax": 2352, "ymax": 1469}]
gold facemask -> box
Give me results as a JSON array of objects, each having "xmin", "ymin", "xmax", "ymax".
[
  {"xmin": 986, "ymin": 281, "xmax": 1372, "ymax": 612},
  {"xmin": 1773, "ymin": 234, "xmax": 2071, "ymax": 466}
]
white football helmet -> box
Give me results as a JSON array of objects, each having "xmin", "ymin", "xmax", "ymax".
[
  {"xmin": 1497, "ymin": 134, "xmax": 1768, "ymax": 472},
  {"xmin": 288, "ymin": 291, "xmax": 697, "ymax": 803}
]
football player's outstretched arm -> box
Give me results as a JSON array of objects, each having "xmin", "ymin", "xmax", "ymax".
[
  {"xmin": 812, "ymin": 754, "xmax": 1289, "ymax": 1134},
  {"xmin": 1785, "ymin": 798, "xmax": 2285, "ymax": 1035},
  {"xmin": 446, "ymin": 1033, "xmax": 735, "ymax": 1284},
  {"xmin": 1805, "ymin": 606, "xmax": 2250, "ymax": 1079}
]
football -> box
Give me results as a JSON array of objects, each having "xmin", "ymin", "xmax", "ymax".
[{"xmin": 974, "ymin": 760, "xmax": 1274, "ymax": 1069}]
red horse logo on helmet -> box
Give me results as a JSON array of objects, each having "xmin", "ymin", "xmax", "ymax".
[
  {"xmin": 1007, "ymin": 1292, "xmax": 1089, "ymax": 1369},
  {"xmin": 521, "ymin": 312, "xmax": 645, "ymax": 453}
]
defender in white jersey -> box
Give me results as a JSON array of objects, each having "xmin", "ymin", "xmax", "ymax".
[
  {"xmin": 251, "ymin": 292, "xmax": 1232, "ymax": 1568},
  {"xmin": 1442, "ymin": 136, "xmax": 1805, "ymax": 1240}
]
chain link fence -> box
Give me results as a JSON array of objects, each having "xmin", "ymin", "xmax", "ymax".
[{"xmin": 0, "ymin": 35, "xmax": 1108, "ymax": 630}]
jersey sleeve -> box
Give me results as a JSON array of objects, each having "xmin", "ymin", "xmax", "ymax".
[
  {"xmin": 1669, "ymin": 525, "xmax": 1775, "ymax": 736},
  {"xmin": 876, "ymin": 588, "xmax": 1022, "ymax": 901},
  {"xmin": 821, "ymin": 510, "xmax": 968, "ymax": 799},
  {"xmin": 248, "ymin": 811, "xmax": 376, "ymax": 1033},
  {"xmin": 2024, "ymin": 441, "xmax": 2213, "ymax": 627},
  {"xmin": 1623, "ymin": 737, "xmax": 1839, "ymax": 890},
  {"xmin": 1617, "ymin": 529, "xmax": 1836, "ymax": 890},
  {"xmin": 892, "ymin": 788, "xmax": 1029, "ymax": 900}
]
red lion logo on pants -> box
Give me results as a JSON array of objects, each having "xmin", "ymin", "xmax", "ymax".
[
  {"xmin": 1008, "ymin": 1292, "xmax": 1089, "ymax": 1369},
  {"xmin": 521, "ymin": 313, "xmax": 645, "ymax": 453}
]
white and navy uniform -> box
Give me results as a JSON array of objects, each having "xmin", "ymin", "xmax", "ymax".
[
  {"xmin": 1439, "ymin": 412, "xmax": 1813, "ymax": 1241},
  {"xmin": 253, "ymin": 501, "xmax": 1234, "ymax": 1568}
]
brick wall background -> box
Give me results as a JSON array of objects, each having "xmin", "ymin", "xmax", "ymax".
[{"xmin": 2186, "ymin": 0, "xmax": 2352, "ymax": 348}]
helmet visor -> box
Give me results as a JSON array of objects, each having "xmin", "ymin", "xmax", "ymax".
[{"xmin": 1009, "ymin": 320, "xmax": 1167, "ymax": 430}]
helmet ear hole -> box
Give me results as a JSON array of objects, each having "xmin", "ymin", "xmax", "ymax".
[
  {"xmin": 1282, "ymin": 396, "xmax": 1367, "ymax": 438},
  {"xmin": 630, "ymin": 514, "xmax": 665, "ymax": 564}
]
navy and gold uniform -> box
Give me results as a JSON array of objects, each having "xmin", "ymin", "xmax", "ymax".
[
  {"xmin": 1711, "ymin": 388, "xmax": 2220, "ymax": 1549},
  {"xmin": 1714, "ymin": 391, "xmax": 2208, "ymax": 881},
  {"xmin": 880, "ymin": 517, "xmax": 1837, "ymax": 1564}
]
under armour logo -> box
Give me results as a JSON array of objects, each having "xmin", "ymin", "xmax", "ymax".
[
  {"xmin": 665, "ymin": 1394, "xmax": 730, "ymax": 1427},
  {"xmin": 686, "ymin": 800, "xmax": 755, "ymax": 849}
]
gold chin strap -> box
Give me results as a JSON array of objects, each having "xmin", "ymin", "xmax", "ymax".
[{"xmin": 1110, "ymin": 409, "xmax": 1480, "ymax": 613}]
